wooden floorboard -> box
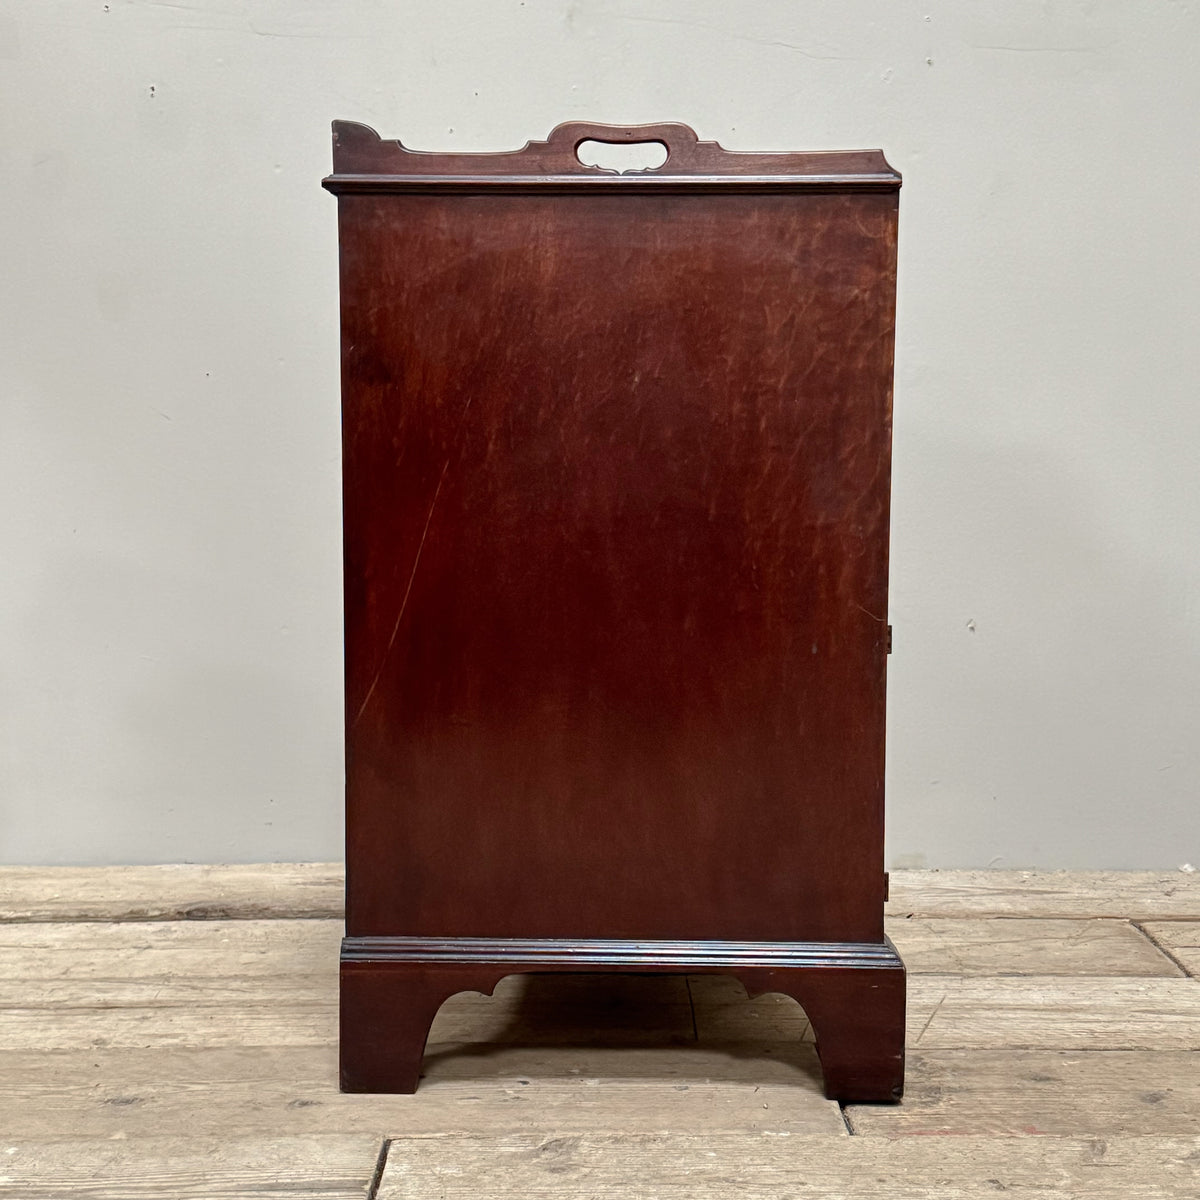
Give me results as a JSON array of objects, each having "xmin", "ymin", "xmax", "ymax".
[
  {"xmin": 3, "ymin": 915, "xmax": 1181, "ymax": 981},
  {"xmin": 373, "ymin": 1132, "xmax": 1200, "ymax": 1198},
  {"xmin": 902, "ymin": 976, "xmax": 1200, "ymax": 1050},
  {"xmin": 0, "ymin": 863, "xmax": 345, "ymax": 923},
  {"xmin": 1140, "ymin": 921, "xmax": 1200, "ymax": 977},
  {"xmin": 887, "ymin": 916, "xmax": 1181, "ymax": 976},
  {"xmin": 689, "ymin": 973, "xmax": 1200, "ymax": 1050},
  {"xmin": 2, "ymin": 867, "xmax": 1199, "ymax": 1197},
  {"xmin": 0, "ymin": 1044, "xmax": 845, "ymax": 1141},
  {"xmin": 4, "ymin": 864, "xmax": 1198, "ymax": 922},
  {"xmin": 846, "ymin": 1048, "xmax": 1200, "ymax": 1136},
  {"xmin": 0, "ymin": 917, "xmax": 343, "ymax": 977},
  {"xmin": 888, "ymin": 869, "xmax": 1200, "ymax": 920},
  {"xmin": 0, "ymin": 1135, "xmax": 383, "ymax": 1199}
]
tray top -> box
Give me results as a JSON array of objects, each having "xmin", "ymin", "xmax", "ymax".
[{"xmin": 322, "ymin": 120, "xmax": 901, "ymax": 195}]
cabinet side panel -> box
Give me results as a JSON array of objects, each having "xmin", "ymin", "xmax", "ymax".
[{"xmin": 340, "ymin": 191, "xmax": 895, "ymax": 942}]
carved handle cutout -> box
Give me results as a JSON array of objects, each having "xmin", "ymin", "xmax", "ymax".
[
  {"xmin": 575, "ymin": 139, "xmax": 668, "ymax": 174},
  {"xmin": 545, "ymin": 122, "xmax": 700, "ymax": 173}
]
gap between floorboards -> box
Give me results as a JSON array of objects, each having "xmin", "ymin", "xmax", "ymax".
[
  {"xmin": 1132, "ymin": 921, "xmax": 1194, "ymax": 977},
  {"xmin": 366, "ymin": 1138, "xmax": 391, "ymax": 1200}
]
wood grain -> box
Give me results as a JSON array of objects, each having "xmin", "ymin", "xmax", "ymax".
[
  {"xmin": 7, "ymin": 914, "xmax": 1178, "ymax": 988},
  {"xmin": 3, "ymin": 868, "xmax": 1200, "ymax": 1199},
  {"xmin": 5, "ymin": 866, "xmax": 1195, "ymax": 923},
  {"xmin": 11, "ymin": 919, "xmax": 1192, "ymax": 1054},
  {"xmin": 887, "ymin": 917, "xmax": 1181, "ymax": 976},
  {"xmin": 690, "ymin": 974, "xmax": 1200, "ymax": 1049},
  {"xmin": 0, "ymin": 1005, "xmax": 337, "ymax": 1052},
  {"xmin": 888, "ymin": 870, "xmax": 1200, "ymax": 920},
  {"xmin": 0, "ymin": 918, "xmax": 342, "ymax": 978},
  {"xmin": 336, "ymin": 183, "xmax": 898, "ymax": 945},
  {"xmin": 0, "ymin": 1136, "xmax": 383, "ymax": 1199},
  {"xmin": 1140, "ymin": 921, "xmax": 1200, "ymax": 976},
  {"xmin": 375, "ymin": 1133, "xmax": 1200, "ymax": 1199},
  {"xmin": 0, "ymin": 1045, "xmax": 845, "ymax": 1141},
  {"xmin": 0, "ymin": 961, "xmax": 703, "ymax": 1052},
  {"xmin": 846, "ymin": 1049, "xmax": 1200, "ymax": 1136},
  {"xmin": 903, "ymin": 977, "xmax": 1200, "ymax": 1050},
  {"xmin": 5, "ymin": 912, "xmax": 1179, "ymax": 982},
  {"xmin": 0, "ymin": 863, "xmax": 344, "ymax": 923}
]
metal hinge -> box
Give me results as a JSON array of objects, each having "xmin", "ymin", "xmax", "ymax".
[
  {"xmin": 886, "ymin": 625, "xmax": 893, "ymax": 654},
  {"xmin": 883, "ymin": 871, "xmax": 890, "ymax": 901}
]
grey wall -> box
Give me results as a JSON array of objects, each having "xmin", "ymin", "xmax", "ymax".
[{"xmin": 2, "ymin": 1, "xmax": 1198, "ymax": 867}]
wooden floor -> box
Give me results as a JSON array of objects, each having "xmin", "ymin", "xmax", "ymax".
[{"xmin": 1, "ymin": 867, "xmax": 1198, "ymax": 1197}]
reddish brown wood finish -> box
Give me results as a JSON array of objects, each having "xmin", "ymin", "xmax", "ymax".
[{"xmin": 325, "ymin": 121, "xmax": 904, "ymax": 1100}]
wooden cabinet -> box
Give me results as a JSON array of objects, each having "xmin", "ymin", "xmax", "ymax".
[{"xmin": 324, "ymin": 121, "xmax": 905, "ymax": 1101}]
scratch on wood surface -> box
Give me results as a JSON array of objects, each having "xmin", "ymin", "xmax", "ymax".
[
  {"xmin": 915, "ymin": 992, "xmax": 947, "ymax": 1045},
  {"xmin": 366, "ymin": 1137, "xmax": 391, "ymax": 1200},
  {"xmin": 1131, "ymin": 922, "xmax": 1194, "ymax": 978},
  {"xmin": 351, "ymin": 460, "xmax": 450, "ymax": 730}
]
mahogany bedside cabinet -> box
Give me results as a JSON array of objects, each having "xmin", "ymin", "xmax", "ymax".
[{"xmin": 324, "ymin": 120, "xmax": 905, "ymax": 1102}]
